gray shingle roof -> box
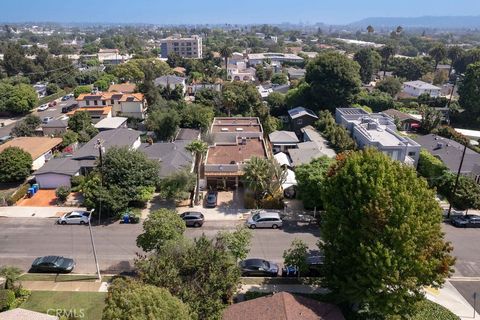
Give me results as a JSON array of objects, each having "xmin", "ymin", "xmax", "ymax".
[
  {"xmin": 382, "ymin": 109, "xmax": 420, "ymax": 123},
  {"xmin": 288, "ymin": 107, "xmax": 318, "ymax": 120},
  {"xmin": 176, "ymin": 128, "xmax": 200, "ymax": 141},
  {"xmin": 269, "ymin": 131, "xmax": 299, "ymax": 144},
  {"xmin": 414, "ymin": 134, "xmax": 480, "ymax": 174},
  {"xmin": 34, "ymin": 157, "xmax": 81, "ymax": 176},
  {"xmin": 73, "ymin": 128, "xmax": 141, "ymax": 160},
  {"xmin": 139, "ymin": 141, "xmax": 193, "ymax": 178}
]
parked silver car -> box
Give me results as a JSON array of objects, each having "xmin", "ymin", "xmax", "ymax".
[
  {"xmin": 57, "ymin": 211, "xmax": 91, "ymax": 225},
  {"xmin": 246, "ymin": 211, "xmax": 283, "ymax": 229}
]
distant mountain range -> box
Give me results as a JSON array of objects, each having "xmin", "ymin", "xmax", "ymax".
[{"xmin": 348, "ymin": 16, "xmax": 480, "ymax": 29}]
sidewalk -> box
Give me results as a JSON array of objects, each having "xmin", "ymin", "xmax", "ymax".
[
  {"xmin": 0, "ymin": 206, "xmax": 86, "ymax": 218},
  {"xmin": 425, "ymin": 280, "xmax": 479, "ymax": 320},
  {"xmin": 20, "ymin": 280, "xmax": 109, "ymax": 293}
]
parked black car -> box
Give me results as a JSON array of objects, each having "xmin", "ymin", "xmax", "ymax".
[
  {"xmin": 205, "ymin": 191, "xmax": 218, "ymax": 208},
  {"xmin": 282, "ymin": 255, "xmax": 325, "ymax": 277},
  {"xmin": 180, "ymin": 211, "xmax": 204, "ymax": 227},
  {"xmin": 239, "ymin": 258, "xmax": 279, "ymax": 277},
  {"xmin": 30, "ymin": 256, "xmax": 75, "ymax": 273},
  {"xmin": 451, "ymin": 215, "xmax": 480, "ymax": 228}
]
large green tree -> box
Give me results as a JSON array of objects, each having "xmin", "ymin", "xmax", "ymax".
[
  {"xmin": 321, "ymin": 149, "xmax": 454, "ymax": 318},
  {"xmin": 295, "ymin": 156, "xmax": 334, "ymax": 210},
  {"xmin": 375, "ymin": 77, "xmax": 402, "ymax": 97},
  {"xmin": 0, "ymin": 83, "xmax": 38, "ymax": 114},
  {"xmin": 437, "ymin": 173, "xmax": 480, "ymax": 211},
  {"xmin": 392, "ymin": 57, "xmax": 432, "ymax": 81},
  {"xmin": 305, "ymin": 52, "xmax": 361, "ymax": 111},
  {"xmin": 379, "ymin": 45, "xmax": 396, "ymax": 76},
  {"xmin": 147, "ymin": 109, "xmax": 180, "ymax": 141},
  {"xmin": 136, "ymin": 209, "xmax": 185, "ymax": 252},
  {"xmin": 458, "ymin": 62, "xmax": 480, "ymax": 116},
  {"xmin": 0, "ymin": 147, "xmax": 32, "ymax": 182},
  {"xmin": 429, "ymin": 43, "xmax": 447, "ymax": 71},
  {"xmin": 102, "ymin": 146, "xmax": 160, "ymax": 203},
  {"xmin": 354, "ymin": 48, "xmax": 381, "ymax": 84},
  {"xmin": 136, "ymin": 235, "xmax": 241, "ymax": 320},
  {"xmin": 221, "ymin": 82, "xmax": 262, "ymax": 116},
  {"xmin": 11, "ymin": 115, "xmax": 41, "ymax": 137},
  {"xmin": 102, "ymin": 277, "xmax": 190, "ymax": 320}
]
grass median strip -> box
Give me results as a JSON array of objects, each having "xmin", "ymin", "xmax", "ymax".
[{"xmin": 19, "ymin": 274, "xmax": 114, "ymax": 282}]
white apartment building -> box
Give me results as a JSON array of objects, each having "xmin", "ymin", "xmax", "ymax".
[{"xmin": 159, "ymin": 35, "xmax": 202, "ymax": 58}]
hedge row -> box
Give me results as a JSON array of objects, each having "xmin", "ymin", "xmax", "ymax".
[
  {"xmin": 6, "ymin": 182, "xmax": 30, "ymax": 206},
  {"xmin": 37, "ymin": 88, "xmax": 72, "ymax": 106}
]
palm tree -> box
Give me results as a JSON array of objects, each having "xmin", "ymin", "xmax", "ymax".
[
  {"xmin": 447, "ymin": 46, "xmax": 463, "ymax": 76},
  {"xmin": 380, "ymin": 45, "xmax": 395, "ymax": 77},
  {"xmin": 222, "ymin": 90, "xmax": 237, "ymax": 117},
  {"xmin": 219, "ymin": 46, "xmax": 232, "ymax": 79},
  {"xmin": 396, "ymin": 26, "xmax": 403, "ymax": 34},
  {"xmin": 367, "ymin": 25, "xmax": 374, "ymax": 34},
  {"xmin": 242, "ymin": 157, "xmax": 286, "ymax": 201},
  {"xmin": 429, "ymin": 43, "xmax": 447, "ymax": 71},
  {"xmin": 186, "ymin": 140, "xmax": 208, "ymax": 205},
  {"xmin": 0, "ymin": 266, "xmax": 22, "ymax": 289}
]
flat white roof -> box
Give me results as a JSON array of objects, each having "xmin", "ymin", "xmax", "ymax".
[
  {"xmin": 403, "ymin": 80, "xmax": 441, "ymax": 90},
  {"xmin": 94, "ymin": 117, "xmax": 128, "ymax": 129},
  {"xmin": 455, "ymin": 128, "xmax": 480, "ymax": 139}
]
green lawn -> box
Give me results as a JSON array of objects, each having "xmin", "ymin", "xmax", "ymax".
[{"xmin": 21, "ymin": 291, "xmax": 106, "ymax": 320}]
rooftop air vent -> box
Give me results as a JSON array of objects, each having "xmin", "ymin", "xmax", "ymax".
[
  {"xmin": 221, "ymin": 128, "xmax": 228, "ymax": 132},
  {"xmin": 236, "ymin": 128, "xmax": 244, "ymax": 131}
]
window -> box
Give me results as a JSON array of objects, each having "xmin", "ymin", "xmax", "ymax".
[
  {"xmin": 408, "ymin": 151, "xmax": 416, "ymax": 157},
  {"xmin": 102, "ymin": 100, "xmax": 106, "ymax": 106},
  {"xmin": 297, "ymin": 119, "xmax": 303, "ymax": 125},
  {"xmin": 94, "ymin": 100, "xmax": 98, "ymax": 106},
  {"xmin": 111, "ymin": 99, "xmax": 114, "ymax": 105}
]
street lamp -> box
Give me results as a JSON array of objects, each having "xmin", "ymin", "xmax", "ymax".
[{"xmin": 88, "ymin": 209, "xmax": 101, "ymax": 281}]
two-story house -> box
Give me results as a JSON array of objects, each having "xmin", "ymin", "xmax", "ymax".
[
  {"xmin": 336, "ymin": 108, "xmax": 421, "ymax": 166},
  {"xmin": 76, "ymin": 92, "xmax": 147, "ymax": 120}
]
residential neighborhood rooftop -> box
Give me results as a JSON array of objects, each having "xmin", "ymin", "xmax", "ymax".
[
  {"xmin": 0, "ymin": 137, "xmax": 62, "ymax": 160},
  {"xmin": 211, "ymin": 117, "xmax": 262, "ymax": 133},
  {"xmin": 269, "ymin": 130, "xmax": 300, "ymax": 144},
  {"xmin": 206, "ymin": 137, "xmax": 266, "ymax": 165},
  {"xmin": 107, "ymin": 82, "xmax": 136, "ymax": 93},
  {"xmin": 414, "ymin": 134, "xmax": 480, "ymax": 175},
  {"xmin": 73, "ymin": 128, "xmax": 141, "ymax": 160},
  {"xmin": 403, "ymin": 80, "xmax": 441, "ymax": 90},
  {"xmin": 176, "ymin": 128, "xmax": 200, "ymax": 141},
  {"xmin": 288, "ymin": 107, "xmax": 318, "ymax": 120},
  {"xmin": 222, "ymin": 292, "xmax": 345, "ymax": 320},
  {"xmin": 94, "ymin": 117, "xmax": 128, "ymax": 130},
  {"xmin": 139, "ymin": 141, "xmax": 193, "ymax": 178},
  {"xmin": 41, "ymin": 119, "xmax": 68, "ymax": 128},
  {"xmin": 154, "ymin": 75, "xmax": 186, "ymax": 86}
]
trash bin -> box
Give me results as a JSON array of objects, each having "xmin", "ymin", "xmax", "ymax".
[
  {"xmin": 32, "ymin": 184, "xmax": 39, "ymax": 192},
  {"xmin": 123, "ymin": 214, "xmax": 130, "ymax": 224},
  {"xmin": 27, "ymin": 188, "xmax": 34, "ymax": 198}
]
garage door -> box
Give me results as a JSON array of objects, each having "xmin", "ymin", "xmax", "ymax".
[{"xmin": 36, "ymin": 174, "xmax": 71, "ymax": 189}]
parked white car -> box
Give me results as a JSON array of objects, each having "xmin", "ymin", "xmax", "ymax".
[
  {"xmin": 42, "ymin": 116, "xmax": 53, "ymax": 124},
  {"xmin": 37, "ymin": 104, "xmax": 49, "ymax": 111},
  {"xmin": 57, "ymin": 211, "xmax": 91, "ymax": 225}
]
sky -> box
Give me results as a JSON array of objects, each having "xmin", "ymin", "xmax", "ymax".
[{"xmin": 1, "ymin": 0, "xmax": 480, "ymax": 25}]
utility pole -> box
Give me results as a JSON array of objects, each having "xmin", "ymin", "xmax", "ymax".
[
  {"xmin": 447, "ymin": 143, "xmax": 467, "ymax": 219},
  {"xmin": 88, "ymin": 209, "xmax": 101, "ymax": 281},
  {"xmin": 95, "ymin": 139, "xmax": 105, "ymax": 225}
]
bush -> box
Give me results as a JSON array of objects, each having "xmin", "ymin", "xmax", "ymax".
[
  {"xmin": 55, "ymin": 186, "xmax": 71, "ymax": 203},
  {"xmin": 71, "ymin": 175, "xmax": 85, "ymax": 189},
  {"xmin": 0, "ymin": 147, "xmax": 33, "ymax": 182},
  {"xmin": 6, "ymin": 183, "xmax": 30, "ymax": 206},
  {"xmin": 417, "ymin": 149, "xmax": 448, "ymax": 187},
  {"xmin": 0, "ymin": 289, "xmax": 15, "ymax": 311},
  {"xmin": 38, "ymin": 89, "xmax": 67, "ymax": 106}
]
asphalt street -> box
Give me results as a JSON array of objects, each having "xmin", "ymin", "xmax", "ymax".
[
  {"xmin": 0, "ymin": 96, "xmax": 70, "ymax": 137},
  {"xmin": 0, "ymin": 218, "xmax": 320, "ymax": 274}
]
